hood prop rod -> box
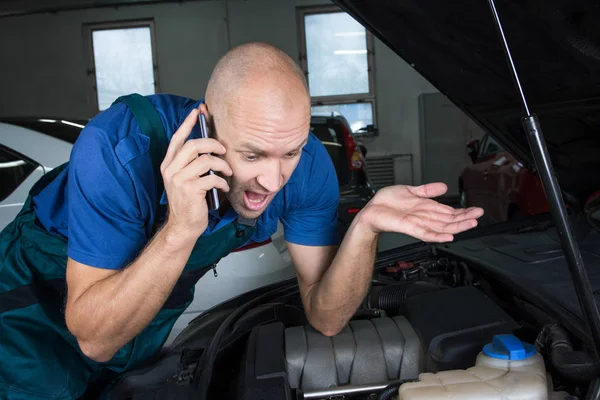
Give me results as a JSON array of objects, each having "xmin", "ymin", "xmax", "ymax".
[{"xmin": 487, "ymin": 0, "xmax": 600, "ymax": 363}]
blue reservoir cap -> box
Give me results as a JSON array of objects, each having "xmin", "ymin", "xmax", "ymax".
[{"xmin": 482, "ymin": 334, "xmax": 536, "ymax": 360}]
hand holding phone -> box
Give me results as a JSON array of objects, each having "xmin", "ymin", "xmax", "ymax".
[{"xmin": 199, "ymin": 113, "xmax": 220, "ymax": 211}]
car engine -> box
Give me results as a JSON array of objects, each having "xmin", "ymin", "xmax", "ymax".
[
  {"xmin": 229, "ymin": 252, "xmax": 582, "ymax": 400},
  {"xmin": 109, "ymin": 245, "xmax": 596, "ymax": 400},
  {"xmin": 236, "ymin": 285, "xmax": 531, "ymax": 399}
]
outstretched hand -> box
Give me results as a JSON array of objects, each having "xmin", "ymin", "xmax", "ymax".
[{"xmin": 360, "ymin": 182, "xmax": 484, "ymax": 242}]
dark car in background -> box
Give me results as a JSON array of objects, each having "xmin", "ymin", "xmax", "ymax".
[
  {"xmin": 310, "ymin": 112, "xmax": 376, "ymax": 235},
  {"xmin": 459, "ymin": 133, "xmax": 550, "ymax": 224}
]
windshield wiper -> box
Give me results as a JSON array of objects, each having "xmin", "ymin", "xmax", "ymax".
[{"xmin": 487, "ymin": 0, "xmax": 600, "ymax": 378}]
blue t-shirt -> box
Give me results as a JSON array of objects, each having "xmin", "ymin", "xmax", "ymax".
[{"xmin": 32, "ymin": 94, "xmax": 340, "ymax": 270}]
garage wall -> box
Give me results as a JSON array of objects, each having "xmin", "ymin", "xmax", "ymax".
[
  {"xmin": 0, "ymin": 1, "xmax": 227, "ymax": 119},
  {"xmin": 0, "ymin": 0, "xmax": 439, "ymax": 184}
]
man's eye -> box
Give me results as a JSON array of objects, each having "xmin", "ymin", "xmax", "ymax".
[
  {"xmin": 244, "ymin": 153, "xmax": 259, "ymax": 161},
  {"xmin": 286, "ymin": 151, "xmax": 300, "ymax": 158}
]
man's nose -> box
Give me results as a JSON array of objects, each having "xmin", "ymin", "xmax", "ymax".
[{"xmin": 256, "ymin": 160, "xmax": 282, "ymax": 193}]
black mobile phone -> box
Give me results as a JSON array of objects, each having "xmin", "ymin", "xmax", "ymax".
[{"xmin": 199, "ymin": 113, "xmax": 220, "ymax": 211}]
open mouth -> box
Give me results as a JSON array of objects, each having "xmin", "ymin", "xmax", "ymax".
[{"xmin": 243, "ymin": 191, "xmax": 270, "ymax": 211}]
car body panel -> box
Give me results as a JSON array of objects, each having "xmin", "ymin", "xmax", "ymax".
[
  {"xmin": 164, "ymin": 222, "xmax": 295, "ymax": 344},
  {"xmin": 0, "ymin": 166, "xmax": 45, "ymax": 229},
  {"xmin": 0, "ymin": 122, "xmax": 73, "ymax": 169},
  {"xmin": 0, "ymin": 122, "xmax": 73, "ymax": 229}
]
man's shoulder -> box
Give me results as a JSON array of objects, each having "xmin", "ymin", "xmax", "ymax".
[
  {"xmin": 84, "ymin": 93, "xmax": 201, "ymax": 143},
  {"xmin": 302, "ymin": 132, "xmax": 326, "ymax": 157},
  {"xmin": 294, "ymin": 133, "xmax": 337, "ymax": 184},
  {"xmin": 281, "ymin": 132, "xmax": 339, "ymax": 207}
]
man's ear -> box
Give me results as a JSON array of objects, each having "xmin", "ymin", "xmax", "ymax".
[
  {"xmin": 199, "ymin": 103, "xmax": 214, "ymax": 132},
  {"xmin": 199, "ymin": 102, "xmax": 218, "ymax": 140},
  {"xmin": 199, "ymin": 103, "xmax": 209, "ymax": 116}
]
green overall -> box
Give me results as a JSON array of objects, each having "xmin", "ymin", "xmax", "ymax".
[{"xmin": 0, "ymin": 94, "xmax": 255, "ymax": 399}]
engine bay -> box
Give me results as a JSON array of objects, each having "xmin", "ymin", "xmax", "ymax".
[
  {"xmin": 230, "ymin": 246, "xmax": 596, "ymax": 400},
  {"xmin": 109, "ymin": 238, "xmax": 600, "ymax": 400}
]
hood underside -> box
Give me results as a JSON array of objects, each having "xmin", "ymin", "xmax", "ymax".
[{"xmin": 333, "ymin": 0, "xmax": 600, "ymax": 204}]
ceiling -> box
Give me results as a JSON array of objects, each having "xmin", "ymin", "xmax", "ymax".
[{"xmin": 0, "ymin": 0, "xmax": 213, "ymax": 18}]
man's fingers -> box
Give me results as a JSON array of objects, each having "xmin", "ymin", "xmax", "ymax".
[
  {"xmin": 464, "ymin": 206, "xmax": 485, "ymax": 219},
  {"xmin": 443, "ymin": 206, "xmax": 484, "ymax": 220},
  {"xmin": 162, "ymin": 108, "xmax": 200, "ymax": 169},
  {"xmin": 406, "ymin": 220, "xmax": 454, "ymax": 242},
  {"xmin": 418, "ymin": 201, "xmax": 456, "ymax": 214},
  {"xmin": 195, "ymin": 174, "xmax": 230, "ymax": 193},
  {"xmin": 417, "ymin": 203, "xmax": 484, "ymax": 219},
  {"xmin": 371, "ymin": 207, "xmax": 455, "ymax": 242},
  {"xmin": 412, "ymin": 210, "xmax": 467, "ymax": 223},
  {"xmin": 408, "ymin": 213, "xmax": 478, "ymax": 234},
  {"xmin": 420, "ymin": 231, "xmax": 454, "ymax": 243},
  {"xmin": 164, "ymin": 138, "xmax": 227, "ymax": 179},
  {"xmin": 407, "ymin": 182, "xmax": 448, "ymax": 199},
  {"xmin": 177, "ymin": 154, "xmax": 232, "ymax": 182}
]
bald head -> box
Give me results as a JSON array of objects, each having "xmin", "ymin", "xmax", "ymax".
[
  {"xmin": 205, "ymin": 42, "xmax": 310, "ymax": 123},
  {"xmin": 201, "ymin": 43, "xmax": 312, "ymax": 219}
]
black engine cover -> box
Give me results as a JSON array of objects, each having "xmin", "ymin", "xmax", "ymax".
[
  {"xmin": 403, "ymin": 286, "xmax": 520, "ymax": 372},
  {"xmin": 236, "ymin": 322, "xmax": 293, "ymax": 400}
]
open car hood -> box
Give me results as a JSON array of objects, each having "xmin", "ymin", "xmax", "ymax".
[{"xmin": 333, "ymin": 0, "xmax": 600, "ymax": 205}]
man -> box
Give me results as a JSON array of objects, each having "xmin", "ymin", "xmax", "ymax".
[{"xmin": 0, "ymin": 42, "xmax": 483, "ymax": 399}]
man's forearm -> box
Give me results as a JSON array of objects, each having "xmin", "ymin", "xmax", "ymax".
[
  {"xmin": 306, "ymin": 214, "xmax": 378, "ymax": 336},
  {"xmin": 67, "ymin": 224, "xmax": 196, "ymax": 362}
]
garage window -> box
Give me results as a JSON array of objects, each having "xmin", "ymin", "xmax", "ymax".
[
  {"xmin": 84, "ymin": 20, "xmax": 158, "ymax": 111},
  {"xmin": 297, "ymin": 6, "xmax": 376, "ymax": 135}
]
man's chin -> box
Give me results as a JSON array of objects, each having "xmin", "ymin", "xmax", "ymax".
[
  {"xmin": 236, "ymin": 197, "xmax": 275, "ymax": 220},
  {"xmin": 232, "ymin": 205, "xmax": 265, "ymax": 220}
]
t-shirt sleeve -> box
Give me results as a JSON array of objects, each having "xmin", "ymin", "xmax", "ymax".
[
  {"xmin": 280, "ymin": 141, "xmax": 341, "ymax": 247},
  {"xmin": 67, "ymin": 126, "xmax": 149, "ymax": 270}
]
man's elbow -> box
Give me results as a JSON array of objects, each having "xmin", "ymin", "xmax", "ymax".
[
  {"xmin": 66, "ymin": 312, "xmax": 114, "ymax": 362},
  {"xmin": 305, "ymin": 299, "xmax": 346, "ymax": 336},
  {"xmin": 77, "ymin": 339, "xmax": 115, "ymax": 362},
  {"xmin": 318, "ymin": 326, "xmax": 344, "ymax": 337},
  {"xmin": 309, "ymin": 317, "xmax": 345, "ymax": 337}
]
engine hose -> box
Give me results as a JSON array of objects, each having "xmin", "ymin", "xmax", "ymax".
[
  {"xmin": 377, "ymin": 382, "xmax": 402, "ymax": 400},
  {"xmin": 193, "ymin": 281, "xmax": 300, "ymax": 400},
  {"xmin": 377, "ymin": 380, "xmax": 417, "ymax": 400},
  {"xmin": 536, "ymin": 324, "xmax": 600, "ymax": 382},
  {"xmin": 368, "ymin": 282, "xmax": 439, "ymax": 310},
  {"xmin": 588, "ymin": 378, "xmax": 600, "ymax": 400}
]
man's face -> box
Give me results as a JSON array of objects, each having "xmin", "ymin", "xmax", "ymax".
[{"xmin": 204, "ymin": 96, "xmax": 310, "ymax": 220}]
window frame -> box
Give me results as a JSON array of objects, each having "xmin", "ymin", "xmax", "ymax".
[
  {"xmin": 0, "ymin": 144, "xmax": 40, "ymax": 203},
  {"xmin": 83, "ymin": 19, "xmax": 160, "ymax": 112},
  {"xmin": 296, "ymin": 5, "xmax": 377, "ymax": 135},
  {"xmin": 482, "ymin": 135, "xmax": 502, "ymax": 157},
  {"xmin": 477, "ymin": 135, "xmax": 489, "ymax": 159}
]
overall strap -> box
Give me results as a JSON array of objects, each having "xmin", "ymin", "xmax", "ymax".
[{"xmin": 112, "ymin": 93, "xmax": 168, "ymax": 208}]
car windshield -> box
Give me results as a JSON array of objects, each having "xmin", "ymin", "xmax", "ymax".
[{"xmin": 310, "ymin": 118, "xmax": 351, "ymax": 185}]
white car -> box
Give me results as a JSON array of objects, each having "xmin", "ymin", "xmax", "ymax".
[{"xmin": 0, "ymin": 118, "xmax": 296, "ymax": 344}]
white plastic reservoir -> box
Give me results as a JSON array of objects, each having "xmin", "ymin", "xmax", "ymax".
[{"xmin": 398, "ymin": 334, "xmax": 548, "ymax": 400}]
